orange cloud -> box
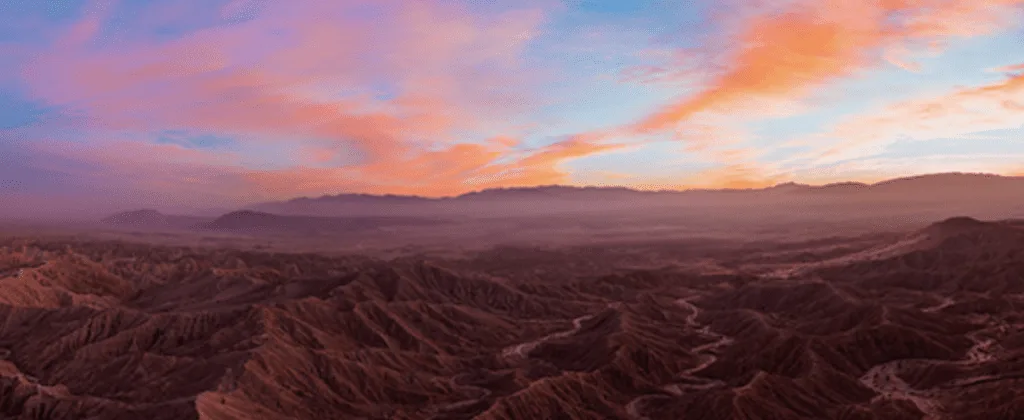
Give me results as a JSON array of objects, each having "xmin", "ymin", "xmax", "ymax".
[
  {"xmin": 629, "ymin": 0, "xmax": 1024, "ymax": 134},
  {"xmin": 680, "ymin": 163, "xmax": 789, "ymax": 190},
  {"xmin": 394, "ymin": 137, "xmax": 623, "ymax": 195},
  {"xmin": 633, "ymin": 9, "xmax": 882, "ymax": 133},
  {"xmin": 243, "ymin": 137, "xmax": 622, "ymax": 199},
  {"xmin": 300, "ymin": 145, "xmax": 345, "ymax": 164},
  {"xmin": 359, "ymin": 143, "xmax": 506, "ymax": 193},
  {"xmin": 992, "ymin": 63, "xmax": 1024, "ymax": 72},
  {"xmin": 593, "ymin": 0, "xmax": 1024, "ymax": 191}
]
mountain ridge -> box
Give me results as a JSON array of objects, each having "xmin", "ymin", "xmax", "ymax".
[
  {"xmin": 98, "ymin": 172, "xmax": 1024, "ymax": 244},
  {"xmin": 259, "ymin": 172, "xmax": 1022, "ymax": 204},
  {"xmin": 249, "ymin": 172, "xmax": 1024, "ymax": 217}
]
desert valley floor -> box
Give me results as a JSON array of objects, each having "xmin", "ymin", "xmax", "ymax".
[{"xmin": 2, "ymin": 217, "xmax": 1024, "ymax": 419}]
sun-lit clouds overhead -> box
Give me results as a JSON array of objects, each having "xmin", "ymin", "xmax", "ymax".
[
  {"xmin": 578, "ymin": 0, "xmax": 1024, "ymax": 188},
  {"xmin": 244, "ymin": 135, "xmax": 622, "ymax": 200},
  {"xmin": 628, "ymin": 0, "xmax": 1024, "ymax": 133},
  {"xmin": 1, "ymin": 0, "xmax": 1023, "ymax": 211},
  {"xmin": 8, "ymin": 0, "xmax": 606, "ymax": 200},
  {"xmin": 22, "ymin": 0, "xmax": 544, "ymax": 146},
  {"xmin": 990, "ymin": 63, "xmax": 1024, "ymax": 73},
  {"xmin": 808, "ymin": 72, "xmax": 1024, "ymax": 165}
]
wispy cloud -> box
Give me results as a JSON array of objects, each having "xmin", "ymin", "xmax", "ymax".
[
  {"xmin": 808, "ymin": 72, "xmax": 1024, "ymax": 164},
  {"xmin": 9, "ymin": 0, "xmax": 620, "ymax": 201},
  {"xmin": 243, "ymin": 135, "xmax": 622, "ymax": 198},
  {"xmin": 589, "ymin": 0, "xmax": 1024, "ymax": 185},
  {"xmin": 990, "ymin": 63, "xmax": 1024, "ymax": 73},
  {"xmin": 2, "ymin": 0, "xmax": 1023, "ymax": 209},
  {"xmin": 629, "ymin": 0, "xmax": 1024, "ymax": 134}
]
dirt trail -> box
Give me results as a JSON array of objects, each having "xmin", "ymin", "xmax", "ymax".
[
  {"xmin": 500, "ymin": 312, "xmax": 601, "ymax": 362},
  {"xmin": 0, "ymin": 260, "xmax": 49, "ymax": 283},
  {"xmin": 858, "ymin": 330, "xmax": 997, "ymax": 419},
  {"xmin": 923, "ymin": 296, "xmax": 955, "ymax": 313},
  {"xmin": 1, "ymin": 348, "xmax": 221, "ymax": 414},
  {"xmin": 765, "ymin": 234, "xmax": 928, "ymax": 279},
  {"xmin": 662, "ymin": 298, "xmax": 732, "ymax": 396},
  {"xmin": 626, "ymin": 298, "xmax": 732, "ymax": 419}
]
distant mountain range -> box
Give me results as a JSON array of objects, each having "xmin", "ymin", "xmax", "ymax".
[
  {"xmin": 251, "ymin": 172, "xmax": 1024, "ymax": 215},
  {"xmin": 101, "ymin": 173, "xmax": 1024, "ymax": 238}
]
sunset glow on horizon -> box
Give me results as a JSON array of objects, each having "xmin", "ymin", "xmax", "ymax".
[{"xmin": 2, "ymin": 0, "xmax": 1023, "ymax": 210}]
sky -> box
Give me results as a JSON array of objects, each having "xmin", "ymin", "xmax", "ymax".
[{"xmin": 1, "ymin": 0, "xmax": 1023, "ymax": 213}]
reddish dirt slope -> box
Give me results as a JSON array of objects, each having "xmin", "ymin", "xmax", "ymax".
[{"xmin": 1, "ymin": 219, "xmax": 1024, "ymax": 419}]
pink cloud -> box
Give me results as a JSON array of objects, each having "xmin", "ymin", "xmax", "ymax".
[
  {"xmin": 895, "ymin": 0, "xmax": 1024, "ymax": 38},
  {"xmin": 25, "ymin": 137, "xmax": 242, "ymax": 185},
  {"xmin": 883, "ymin": 46, "xmax": 925, "ymax": 72},
  {"xmin": 243, "ymin": 136, "xmax": 622, "ymax": 198},
  {"xmin": 56, "ymin": 0, "xmax": 115, "ymax": 48},
  {"xmin": 19, "ymin": 0, "xmax": 549, "ymax": 190},
  {"xmin": 990, "ymin": 63, "xmax": 1024, "ymax": 73},
  {"xmin": 3, "ymin": 0, "xmax": 632, "ymax": 203},
  {"xmin": 0, "ymin": 133, "xmax": 252, "ymax": 215}
]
